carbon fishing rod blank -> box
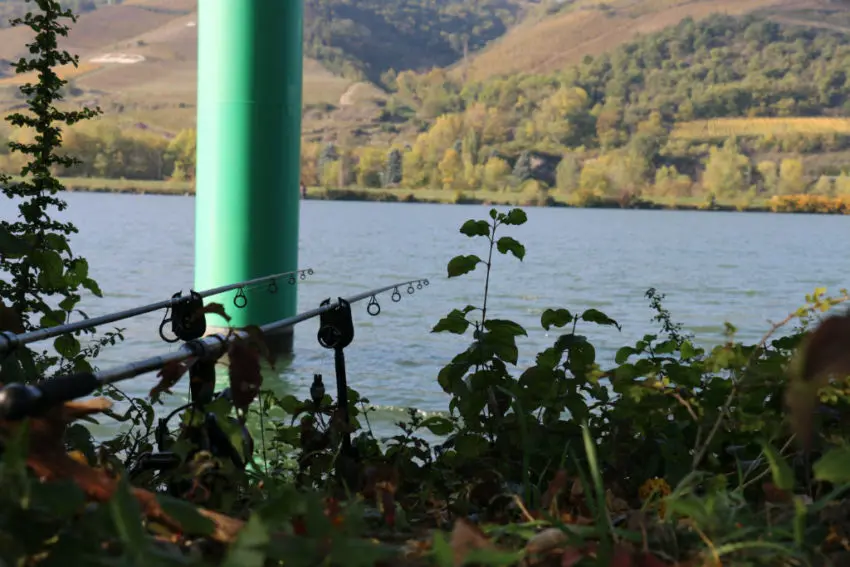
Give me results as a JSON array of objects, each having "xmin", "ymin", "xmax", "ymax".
[
  {"xmin": 0, "ymin": 278, "xmax": 430, "ymax": 422},
  {"xmin": 0, "ymin": 267, "xmax": 315, "ymax": 354}
]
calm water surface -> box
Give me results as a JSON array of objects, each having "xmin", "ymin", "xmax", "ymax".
[{"xmin": 2, "ymin": 193, "xmax": 847, "ymax": 435}]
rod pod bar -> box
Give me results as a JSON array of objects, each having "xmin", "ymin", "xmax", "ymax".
[
  {"xmin": 0, "ymin": 267, "xmax": 315, "ymax": 355},
  {"xmin": 0, "ymin": 278, "xmax": 429, "ymax": 421}
]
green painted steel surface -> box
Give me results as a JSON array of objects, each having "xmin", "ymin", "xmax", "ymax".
[{"xmin": 194, "ymin": 0, "xmax": 303, "ymax": 332}]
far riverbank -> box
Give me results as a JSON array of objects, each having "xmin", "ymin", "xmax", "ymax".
[{"xmin": 54, "ymin": 176, "xmax": 850, "ymax": 215}]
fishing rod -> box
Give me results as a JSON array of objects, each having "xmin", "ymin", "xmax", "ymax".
[
  {"xmin": 0, "ymin": 268, "xmax": 315, "ymax": 354},
  {"xmin": 0, "ymin": 278, "xmax": 429, "ymax": 422}
]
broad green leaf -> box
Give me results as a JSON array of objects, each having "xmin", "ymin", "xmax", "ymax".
[
  {"xmin": 541, "ymin": 308, "xmax": 573, "ymax": 330},
  {"xmin": 109, "ymin": 473, "xmax": 147, "ymax": 559},
  {"xmin": 483, "ymin": 318, "xmax": 527, "ymax": 337},
  {"xmin": 0, "ymin": 225, "xmax": 30, "ymax": 258},
  {"xmin": 82, "ymin": 277, "xmax": 103, "ymax": 297},
  {"xmin": 580, "ymin": 308, "xmax": 621, "ymax": 330},
  {"xmin": 459, "ymin": 219, "xmax": 491, "ymax": 238},
  {"xmin": 35, "ymin": 249, "xmax": 65, "ymax": 289},
  {"xmin": 813, "ymin": 446, "xmax": 850, "ymax": 484},
  {"xmin": 43, "ymin": 233, "xmax": 70, "ymax": 253},
  {"xmin": 157, "ymin": 495, "xmax": 215, "ymax": 536},
  {"xmin": 222, "ymin": 514, "xmax": 270, "ymax": 567},
  {"xmin": 432, "ymin": 310, "xmax": 471, "ymax": 334},
  {"xmin": 680, "ymin": 340, "xmax": 700, "ymax": 359},
  {"xmin": 421, "ymin": 416, "xmax": 454, "ymax": 436},
  {"xmin": 615, "ymin": 347, "xmax": 637, "ymax": 364},
  {"xmin": 502, "ymin": 208, "xmax": 528, "ymax": 226},
  {"xmin": 760, "ymin": 441, "xmax": 794, "ymax": 491},
  {"xmin": 454, "ymin": 433, "xmax": 488, "ymax": 458},
  {"xmin": 535, "ymin": 347, "xmax": 563, "ymax": 369},
  {"xmin": 465, "ymin": 548, "xmax": 523, "ymax": 566},
  {"xmin": 665, "ymin": 495, "xmax": 710, "ymax": 525},
  {"xmin": 496, "ymin": 236, "xmax": 525, "ymax": 260},
  {"xmin": 54, "ymin": 334, "xmax": 80, "ymax": 358},
  {"xmin": 447, "ymin": 254, "xmax": 482, "ymax": 278},
  {"xmin": 58, "ymin": 295, "xmax": 79, "ymax": 312},
  {"xmin": 431, "ymin": 531, "xmax": 454, "ymax": 567},
  {"xmin": 31, "ymin": 480, "xmax": 85, "ymax": 519},
  {"xmin": 65, "ymin": 258, "xmax": 89, "ymax": 286}
]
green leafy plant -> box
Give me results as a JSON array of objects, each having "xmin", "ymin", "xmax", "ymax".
[{"xmin": 0, "ymin": 0, "xmax": 120, "ymax": 382}]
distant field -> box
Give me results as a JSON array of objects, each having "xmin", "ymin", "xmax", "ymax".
[
  {"xmin": 459, "ymin": 0, "xmax": 831, "ymax": 81},
  {"xmin": 0, "ymin": 61, "xmax": 102, "ymax": 86},
  {"xmin": 671, "ymin": 117, "xmax": 850, "ymax": 140}
]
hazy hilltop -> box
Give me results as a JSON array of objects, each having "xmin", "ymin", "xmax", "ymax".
[{"xmin": 1, "ymin": 0, "xmax": 850, "ymax": 143}]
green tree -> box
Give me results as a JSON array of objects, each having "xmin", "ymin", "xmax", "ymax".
[
  {"xmin": 385, "ymin": 148, "xmax": 403, "ymax": 185},
  {"xmin": 702, "ymin": 139, "xmax": 751, "ymax": 197},
  {"xmin": 812, "ymin": 175, "xmax": 834, "ymax": 196},
  {"xmin": 778, "ymin": 158, "xmax": 806, "ymax": 195},
  {"xmin": 757, "ymin": 160, "xmax": 778, "ymax": 194},
  {"xmin": 0, "ymin": 0, "xmax": 109, "ymax": 380},
  {"xmin": 166, "ymin": 129, "xmax": 196, "ymax": 181},
  {"xmin": 438, "ymin": 148, "xmax": 463, "ymax": 189},
  {"xmin": 555, "ymin": 154, "xmax": 579, "ymax": 194},
  {"xmin": 482, "ymin": 157, "xmax": 511, "ymax": 191}
]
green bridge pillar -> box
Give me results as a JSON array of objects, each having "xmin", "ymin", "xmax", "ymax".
[{"xmin": 194, "ymin": 0, "xmax": 303, "ymax": 355}]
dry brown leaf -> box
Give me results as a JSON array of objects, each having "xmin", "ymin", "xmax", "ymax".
[
  {"xmin": 150, "ymin": 359, "xmax": 193, "ymax": 401},
  {"xmin": 228, "ymin": 340, "xmax": 262, "ymax": 411},
  {"xmin": 525, "ymin": 527, "xmax": 568, "ymax": 557},
  {"xmin": 560, "ymin": 546, "xmax": 586, "ymax": 567},
  {"xmin": 763, "ymin": 482, "xmax": 792, "ymax": 504},
  {"xmin": 542, "ymin": 469, "xmax": 568, "ymax": 512},
  {"xmin": 610, "ymin": 543, "xmax": 635, "ymax": 567},
  {"xmin": 0, "ymin": 303, "xmax": 24, "ymax": 334},
  {"xmin": 0, "ymin": 398, "xmax": 244, "ymax": 543},
  {"xmin": 787, "ymin": 312, "xmax": 850, "ymax": 449},
  {"xmin": 450, "ymin": 518, "xmax": 494, "ymax": 567},
  {"xmin": 636, "ymin": 552, "xmax": 669, "ymax": 567},
  {"xmin": 606, "ymin": 489, "xmax": 630, "ymax": 513},
  {"xmin": 239, "ymin": 324, "xmax": 275, "ymax": 369},
  {"xmin": 196, "ymin": 302, "xmax": 231, "ymax": 323}
]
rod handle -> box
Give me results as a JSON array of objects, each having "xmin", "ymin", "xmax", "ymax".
[{"xmin": 0, "ymin": 373, "xmax": 99, "ymax": 421}]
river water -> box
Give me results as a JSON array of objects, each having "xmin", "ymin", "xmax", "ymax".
[{"xmin": 2, "ymin": 193, "xmax": 848, "ymax": 436}]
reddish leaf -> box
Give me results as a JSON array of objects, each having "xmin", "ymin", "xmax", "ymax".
[
  {"xmin": 561, "ymin": 547, "xmax": 586, "ymax": 567},
  {"xmin": 189, "ymin": 358, "xmax": 217, "ymax": 403},
  {"xmin": 789, "ymin": 313, "xmax": 850, "ymax": 449},
  {"xmin": 228, "ymin": 340, "xmax": 262, "ymax": 411},
  {"xmin": 636, "ymin": 552, "xmax": 669, "ymax": 567},
  {"xmin": 0, "ymin": 303, "xmax": 24, "ymax": 334},
  {"xmin": 196, "ymin": 302, "xmax": 231, "ymax": 323},
  {"xmin": 609, "ymin": 544, "xmax": 634, "ymax": 567},
  {"xmin": 763, "ymin": 482, "xmax": 792, "ymax": 504},
  {"xmin": 450, "ymin": 518, "xmax": 493, "ymax": 567},
  {"xmin": 150, "ymin": 359, "xmax": 193, "ymax": 401},
  {"xmin": 292, "ymin": 516, "xmax": 308, "ymax": 535},
  {"xmin": 542, "ymin": 469, "xmax": 569, "ymax": 511},
  {"xmin": 239, "ymin": 324, "xmax": 275, "ymax": 369},
  {"xmin": 380, "ymin": 489, "xmax": 396, "ymax": 528}
]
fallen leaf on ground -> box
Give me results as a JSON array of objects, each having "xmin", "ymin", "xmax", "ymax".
[{"xmin": 450, "ymin": 518, "xmax": 494, "ymax": 567}]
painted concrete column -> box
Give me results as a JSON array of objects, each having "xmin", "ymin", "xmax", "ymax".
[{"xmin": 195, "ymin": 0, "xmax": 303, "ymax": 354}]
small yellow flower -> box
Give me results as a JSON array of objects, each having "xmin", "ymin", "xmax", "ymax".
[{"xmin": 639, "ymin": 477, "xmax": 671, "ymax": 517}]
